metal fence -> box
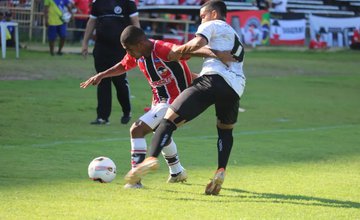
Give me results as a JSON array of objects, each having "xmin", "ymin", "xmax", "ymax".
[{"xmin": 0, "ymin": 0, "xmax": 196, "ymax": 43}]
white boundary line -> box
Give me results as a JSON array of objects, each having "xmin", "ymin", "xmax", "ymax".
[{"xmin": 1, "ymin": 124, "xmax": 358, "ymax": 148}]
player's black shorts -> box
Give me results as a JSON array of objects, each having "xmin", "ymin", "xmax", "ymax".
[{"xmin": 170, "ymin": 74, "xmax": 240, "ymax": 125}]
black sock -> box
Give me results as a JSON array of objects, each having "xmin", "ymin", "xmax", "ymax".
[
  {"xmin": 217, "ymin": 127, "xmax": 234, "ymax": 169},
  {"xmin": 150, "ymin": 119, "xmax": 177, "ymax": 157}
]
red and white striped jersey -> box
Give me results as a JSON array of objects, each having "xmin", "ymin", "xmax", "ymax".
[{"xmin": 120, "ymin": 40, "xmax": 192, "ymax": 104}]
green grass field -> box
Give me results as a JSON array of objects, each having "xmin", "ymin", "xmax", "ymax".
[{"xmin": 1, "ymin": 49, "xmax": 360, "ymax": 219}]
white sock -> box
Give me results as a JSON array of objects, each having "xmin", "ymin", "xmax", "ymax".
[
  {"xmin": 130, "ymin": 138, "xmax": 147, "ymax": 171},
  {"xmin": 161, "ymin": 139, "xmax": 184, "ymax": 175}
]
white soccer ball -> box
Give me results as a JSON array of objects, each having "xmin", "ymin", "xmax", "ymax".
[{"xmin": 88, "ymin": 156, "xmax": 116, "ymax": 183}]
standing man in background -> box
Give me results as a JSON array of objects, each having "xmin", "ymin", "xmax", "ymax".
[
  {"xmin": 82, "ymin": 0, "xmax": 140, "ymax": 125},
  {"xmin": 72, "ymin": 0, "xmax": 91, "ymax": 43},
  {"xmin": 44, "ymin": 0, "xmax": 73, "ymax": 55}
]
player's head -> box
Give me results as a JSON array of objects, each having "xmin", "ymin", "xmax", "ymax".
[
  {"xmin": 200, "ymin": 0, "xmax": 227, "ymax": 23},
  {"xmin": 121, "ymin": 25, "xmax": 148, "ymax": 58}
]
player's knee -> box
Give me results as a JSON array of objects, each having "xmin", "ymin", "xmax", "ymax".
[
  {"xmin": 217, "ymin": 122, "xmax": 235, "ymax": 130},
  {"xmin": 152, "ymin": 119, "xmax": 177, "ymax": 148},
  {"xmin": 165, "ymin": 112, "xmax": 186, "ymax": 126},
  {"xmin": 130, "ymin": 121, "xmax": 147, "ymax": 138}
]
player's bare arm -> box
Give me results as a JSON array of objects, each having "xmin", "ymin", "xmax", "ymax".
[
  {"xmin": 188, "ymin": 46, "xmax": 216, "ymax": 58},
  {"xmin": 189, "ymin": 47, "xmax": 236, "ymax": 63},
  {"xmin": 168, "ymin": 35, "xmax": 208, "ymax": 61},
  {"xmin": 211, "ymin": 49, "xmax": 237, "ymax": 64},
  {"xmin": 80, "ymin": 62, "xmax": 128, "ymax": 88},
  {"xmin": 169, "ymin": 36, "xmax": 235, "ymax": 66}
]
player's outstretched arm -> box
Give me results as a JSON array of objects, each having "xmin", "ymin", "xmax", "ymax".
[{"xmin": 80, "ymin": 62, "xmax": 128, "ymax": 88}]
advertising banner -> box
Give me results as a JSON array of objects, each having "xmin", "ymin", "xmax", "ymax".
[
  {"xmin": 309, "ymin": 15, "xmax": 360, "ymax": 47},
  {"xmin": 226, "ymin": 10, "xmax": 270, "ymax": 47},
  {"xmin": 270, "ymin": 13, "xmax": 306, "ymax": 46}
]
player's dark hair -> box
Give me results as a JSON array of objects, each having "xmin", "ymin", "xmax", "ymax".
[
  {"xmin": 120, "ymin": 25, "xmax": 146, "ymax": 46},
  {"xmin": 201, "ymin": 0, "xmax": 227, "ymax": 20}
]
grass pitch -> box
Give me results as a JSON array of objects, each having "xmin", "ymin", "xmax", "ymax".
[{"xmin": 0, "ymin": 49, "xmax": 359, "ymax": 219}]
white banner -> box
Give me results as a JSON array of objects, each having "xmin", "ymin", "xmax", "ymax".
[
  {"xmin": 309, "ymin": 15, "xmax": 360, "ymax": 47},
  {"xmin": 270, "ymin": 16, "xmax": 306, "ymax": 45}
]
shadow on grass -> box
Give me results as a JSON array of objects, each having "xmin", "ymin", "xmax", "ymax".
[
  {"xmin": 222, "ymin": 188, "xmax": 360, "ymax": 209},
  {"xmin": 157, "ymin": 185, "xmax": 360, "ymax": 209}
]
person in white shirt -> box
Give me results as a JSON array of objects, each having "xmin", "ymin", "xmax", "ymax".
[
  {"xmin": 144, "ymin": 0, "xmax": 178, "ymax": 4},
  {"xmin": 125, "ymin": 0, "xmax": 246, "ymax": 196},
  {"xmin": 271, "ymin": 0, "xmax": 287, "ymax": 12}
]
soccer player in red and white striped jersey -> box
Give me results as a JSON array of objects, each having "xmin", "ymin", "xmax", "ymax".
[
  {"xmin": 120, "ymin": 39, "xmax": 193, "ymax": 105},
  {"xmin": 81, "ymin": 25, "xmax": 219, "ymax": 188}
]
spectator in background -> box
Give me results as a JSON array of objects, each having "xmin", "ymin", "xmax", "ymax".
[
  {"xmin": 0, "ymin": 11, "xmax": 15, "ymax": 47},
  {"xmin": 44, "ymin": 0, "xmax": 73, "ymax": 55},
  {"xmin": 271, "ymin": 0, "xmax": 287, "ymax": 12},
  {"xmin": 248, "ymin": 24, "xmax": 260, "ymax": 48},
  {"xmin": 350, "ymin": 27, "xmax": 360, "ymax": 50},
  {"xmin": 72, "ymin": 0, "xmax": 91, "ymax": 43},
  {"xmin": 81, "ymin": 0, "xmax": 140, "ymax": 125},
  {"xmin": 254, "ymin": 0, "xmax": 270, "ymax": 10},
  {"xmin": 309, "ymin": 33, "xmax": 327, "ymax": 50},
  {"xmin": 0, "ymin": 11, "xmax": 7, "ymax": 45}
]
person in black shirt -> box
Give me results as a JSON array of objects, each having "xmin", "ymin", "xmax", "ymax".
[{"xmin": 82, "ymin": 0, "xmax": 140, "ymax": 125}]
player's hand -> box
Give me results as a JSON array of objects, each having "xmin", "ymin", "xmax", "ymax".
[
  {"xmin": 212, "ymin": 50, "xmax": 237, "ymax": 66},
  {"xmin": 80, "ymin": 75, "xmax": 101, "ymax": 88},
  {"xmin": 181, "ymin": 53, "xmax": 192, "ymax": 60},
  {"xmin": 81, "ymin": 40, "xmax": 89, "ymax": 58},
  {"xmin": 168, "ymin": 50, "xmax": 182, "ymax": 61},
  {"xmin": 168, "ymin": 45, "xmax": 185, "ymax": 61},
  {"xmin": 82, "ymin": 45, "xmax": 88, "ymax": 58}
]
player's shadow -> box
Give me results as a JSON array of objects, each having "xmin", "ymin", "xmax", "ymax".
[
  {"xmin": 221, "ymin": 187, "xmax": 360, "ymax": 209},
  {"xmin": 157, "ymin": 185, "xmax": 360, "ymax": 209}
]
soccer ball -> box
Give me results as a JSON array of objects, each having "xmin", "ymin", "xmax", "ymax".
[{"xmin": 88, "ymin": 156, "xmax": 116, "ymax": 183}]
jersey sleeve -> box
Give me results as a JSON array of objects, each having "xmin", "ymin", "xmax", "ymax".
[
  {"xmin": 128, "ymin": 0, "xmax": 138, "ymax": 17},
  {"xmin": 153, "ymin": 40, "xmax": 174, "ymax": 62},
  {"xmin": 90, "ymin": 0, "xmax": 98, "ymax": 17},
  {"xmin": 195, "ymin": 22, "xmax": 213, "ymax": 44},
  {"xmin": 120, "ymin": 53, "xmax": 138, "ymax": 71}
]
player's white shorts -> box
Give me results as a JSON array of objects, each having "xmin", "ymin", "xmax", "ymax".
[{"xmin": 139, "ymin": 102, "xmax": 169, "ymax": 129}]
